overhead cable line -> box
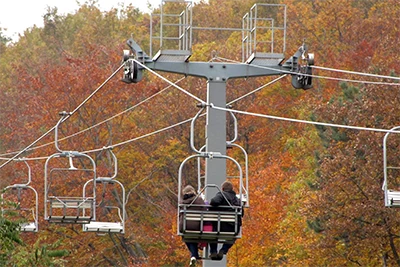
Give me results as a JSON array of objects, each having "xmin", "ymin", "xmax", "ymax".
[
  {"xmin": 133, "ymin": 59, "xmax": 206, "ymax": 104},
  {"xmin": 3, "ymin": 57, "xmax": 398, "ymax": 163},
  {"xmin": 81, "ymin": 116, "xmax": 194, "ymax": 154},
  {"xmin": 228, "ymin": 75, "xmax": 288, "ymax": 105},
  {"xmin": 0, "ymin": 116, "xmax": 196, "ymax": 161},
  {"xmin": 211, "ymin": 105, "xmax": 400, "ymax": 134},
  {"xmin": 0, "ymin": 62, "xmax": 126, "ymax": 169},
  {"xmin": 3, "ymin": 61, "xmax": 284, "ymax": 160},
  {"xmin": 0, "ymin": 77, "xmax": 187, "ymax": 158},
  {"xmin": 3, "ymin": 57, "xmax": 395, "ymax": 160},
  {"xmin": 312, "ymin": 65, "xmax": 400, "ymax": 81},
  {"xmin": 0, "ymin": 155, "xmax": 48, "ymax": 161},
  {"xmin": 16, "ymin": 101, "xmax": 398, "ymax": 162},
  {"xmin": 60, "ymin": 62, "xmax": 400, "ymax": 155},
  {"xmin": 56, "ymin": 77, "xmax": 187, "ymax": 145},
  {"xmin": 307, "ymin": 74, "xmax": 400, "ymax": 86},
  {"xmin": 0, "ymin": 61, "xmax": 201, "ymax": 161}
]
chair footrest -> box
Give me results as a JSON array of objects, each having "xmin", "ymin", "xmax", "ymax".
[
  {"xmin": 388, "ymin": 191, "xmax": 400, "ymax": 206},
  {"xmin": 184, "ymin": 230, "xmax": 236, "ymax": 235},
  {"xmin": 20, "ymin": 222, "xmax": 37, "ymax": 232},
  {"xmin": 83, "ymin": 222, "xmax": 124, "ymax": 233},
  {"xmin": 182, "ymin": 235, "xmax": 237, "ymax": 244}
]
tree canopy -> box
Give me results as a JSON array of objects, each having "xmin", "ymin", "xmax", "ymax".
[{"xmin": 0, "ymin": 0, "xmax": 399, "ymax": 266}]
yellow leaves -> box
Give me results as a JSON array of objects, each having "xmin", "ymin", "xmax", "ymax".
[{"xmin": 1, "ymin": 0, "xmax": 399, "ymax": 266}]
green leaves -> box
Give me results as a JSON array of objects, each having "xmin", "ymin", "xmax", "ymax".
[{"xmin": 0, "ymin": 214, "xmax": 23, "ymax": 265}]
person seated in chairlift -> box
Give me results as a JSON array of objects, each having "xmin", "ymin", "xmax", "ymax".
[
  {"xmin": 209, "ymin": 180, "xmax": 243, "ymax": 261},
  {"xmin": 179, "ymin": 185, "xmax": 206, "ymax": 267}
]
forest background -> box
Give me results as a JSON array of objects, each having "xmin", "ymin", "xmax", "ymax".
[{"xmin": 0, "ymin": 0, "xmax": 400, "ymax": 266}]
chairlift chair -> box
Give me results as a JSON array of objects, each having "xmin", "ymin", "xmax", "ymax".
[
  {"xmin": 82, "ymin": 178, "xmax": 125, "ymax": 233},
  {"xmin": 44, "ymin": 151, "xmax": 97, "ymax": 224},
  {"xmin": 83, "ymin": 149, "xmax": 126, "ymax": 234},
  {"xmin": 383, "ymin": 126, "xmax": 400, "ymax": 207},
  {"xmin": 2, "ymin": 186, "xmax": 39, "ymax": 232},
  {"xmin": 1, "ymin": 160, "xmax": 38, "ymax": 232},
  {"xmin": 177, "ymin": 153, "xmax": 244, "ymax": 244},
  {"xmin": 44, "ymin": 112, "xmax": 97, "ymax": 224}
]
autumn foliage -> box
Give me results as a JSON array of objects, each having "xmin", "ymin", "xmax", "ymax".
[{"xmin": 0, "ymin": 0, "xmax": 400, "ymax": 266}]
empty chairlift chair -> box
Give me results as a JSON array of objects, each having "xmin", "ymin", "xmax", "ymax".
[
  {"xmin": 83, "ymin": 149, "xmax": 125, "ymax": 234},
  {"xmin": 44, "ymin": 151, "xmax": 97, "ymax": 223},
  {"xmin": 44, "ymin": 112, "xmax": 97, "ymax": 224},
  {"xmin": 1, "ymin": 159, "xmax": 38, "ymax": 232},
  {"xmin": 383, "ymin": 126, "xmax": 400, "ymax": 207}
]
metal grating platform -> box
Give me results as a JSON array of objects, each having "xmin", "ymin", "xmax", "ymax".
[
  {"xmin": 246, "ymin": 52, "xmax": 285, "ymax": 66},
  {"xmin": 153, "ymin": 49, "xmax": 192, "ymax": 62}
]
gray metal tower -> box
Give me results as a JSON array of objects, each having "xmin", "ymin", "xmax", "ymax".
[{"xmin": 123, "ymin": 1, "xmax": 314, "ymax": 266}]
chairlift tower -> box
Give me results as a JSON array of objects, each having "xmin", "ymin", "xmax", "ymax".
[{"xmin": 123, "ymin": 1, "xmax": 314, "ymax": 266}]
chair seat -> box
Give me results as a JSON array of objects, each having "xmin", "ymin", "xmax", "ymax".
[{"xmin": 48, "ymin": 215, "xmax": 92, "ymax": 224}]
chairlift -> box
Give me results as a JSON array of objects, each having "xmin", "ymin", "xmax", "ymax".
[
  {"xmin": 177, "ymin": 153, "xmax": 244, "ymax": 244},
  {"xmin": 83, "ymin": 149, "xmax": 125, "ymax": 234},
  {"xmin": 44, "ymin": 113, "xmax": 96, "ymax": 224},
  {"xmin": 383, "ymin": 126, "xmax": 400, "ymax": 207},
  {"xmin": 1, "ymin": 159, "xmax": 38, "ymax": 232}
]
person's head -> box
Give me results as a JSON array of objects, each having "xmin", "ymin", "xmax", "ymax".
[
  {"xmin": 221, "ymin": 180, "xmax": 233, "ymax": 192},
  {"xmin": 182, "ymin": 185, "xmax": 196, "ymax": 196}
]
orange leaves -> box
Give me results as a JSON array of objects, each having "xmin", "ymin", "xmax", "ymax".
[{"xmin": 0, "ymin": 0, "xmax": 399, "ymax": 266}]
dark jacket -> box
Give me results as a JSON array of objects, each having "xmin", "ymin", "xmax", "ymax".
[
  {"xmin": 179, "ymin": 193, "xmax": 206, "ymax": 232},
  {"xmin": 209, "ymin": 190, "xmax": 243, "ymax": 233}
]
